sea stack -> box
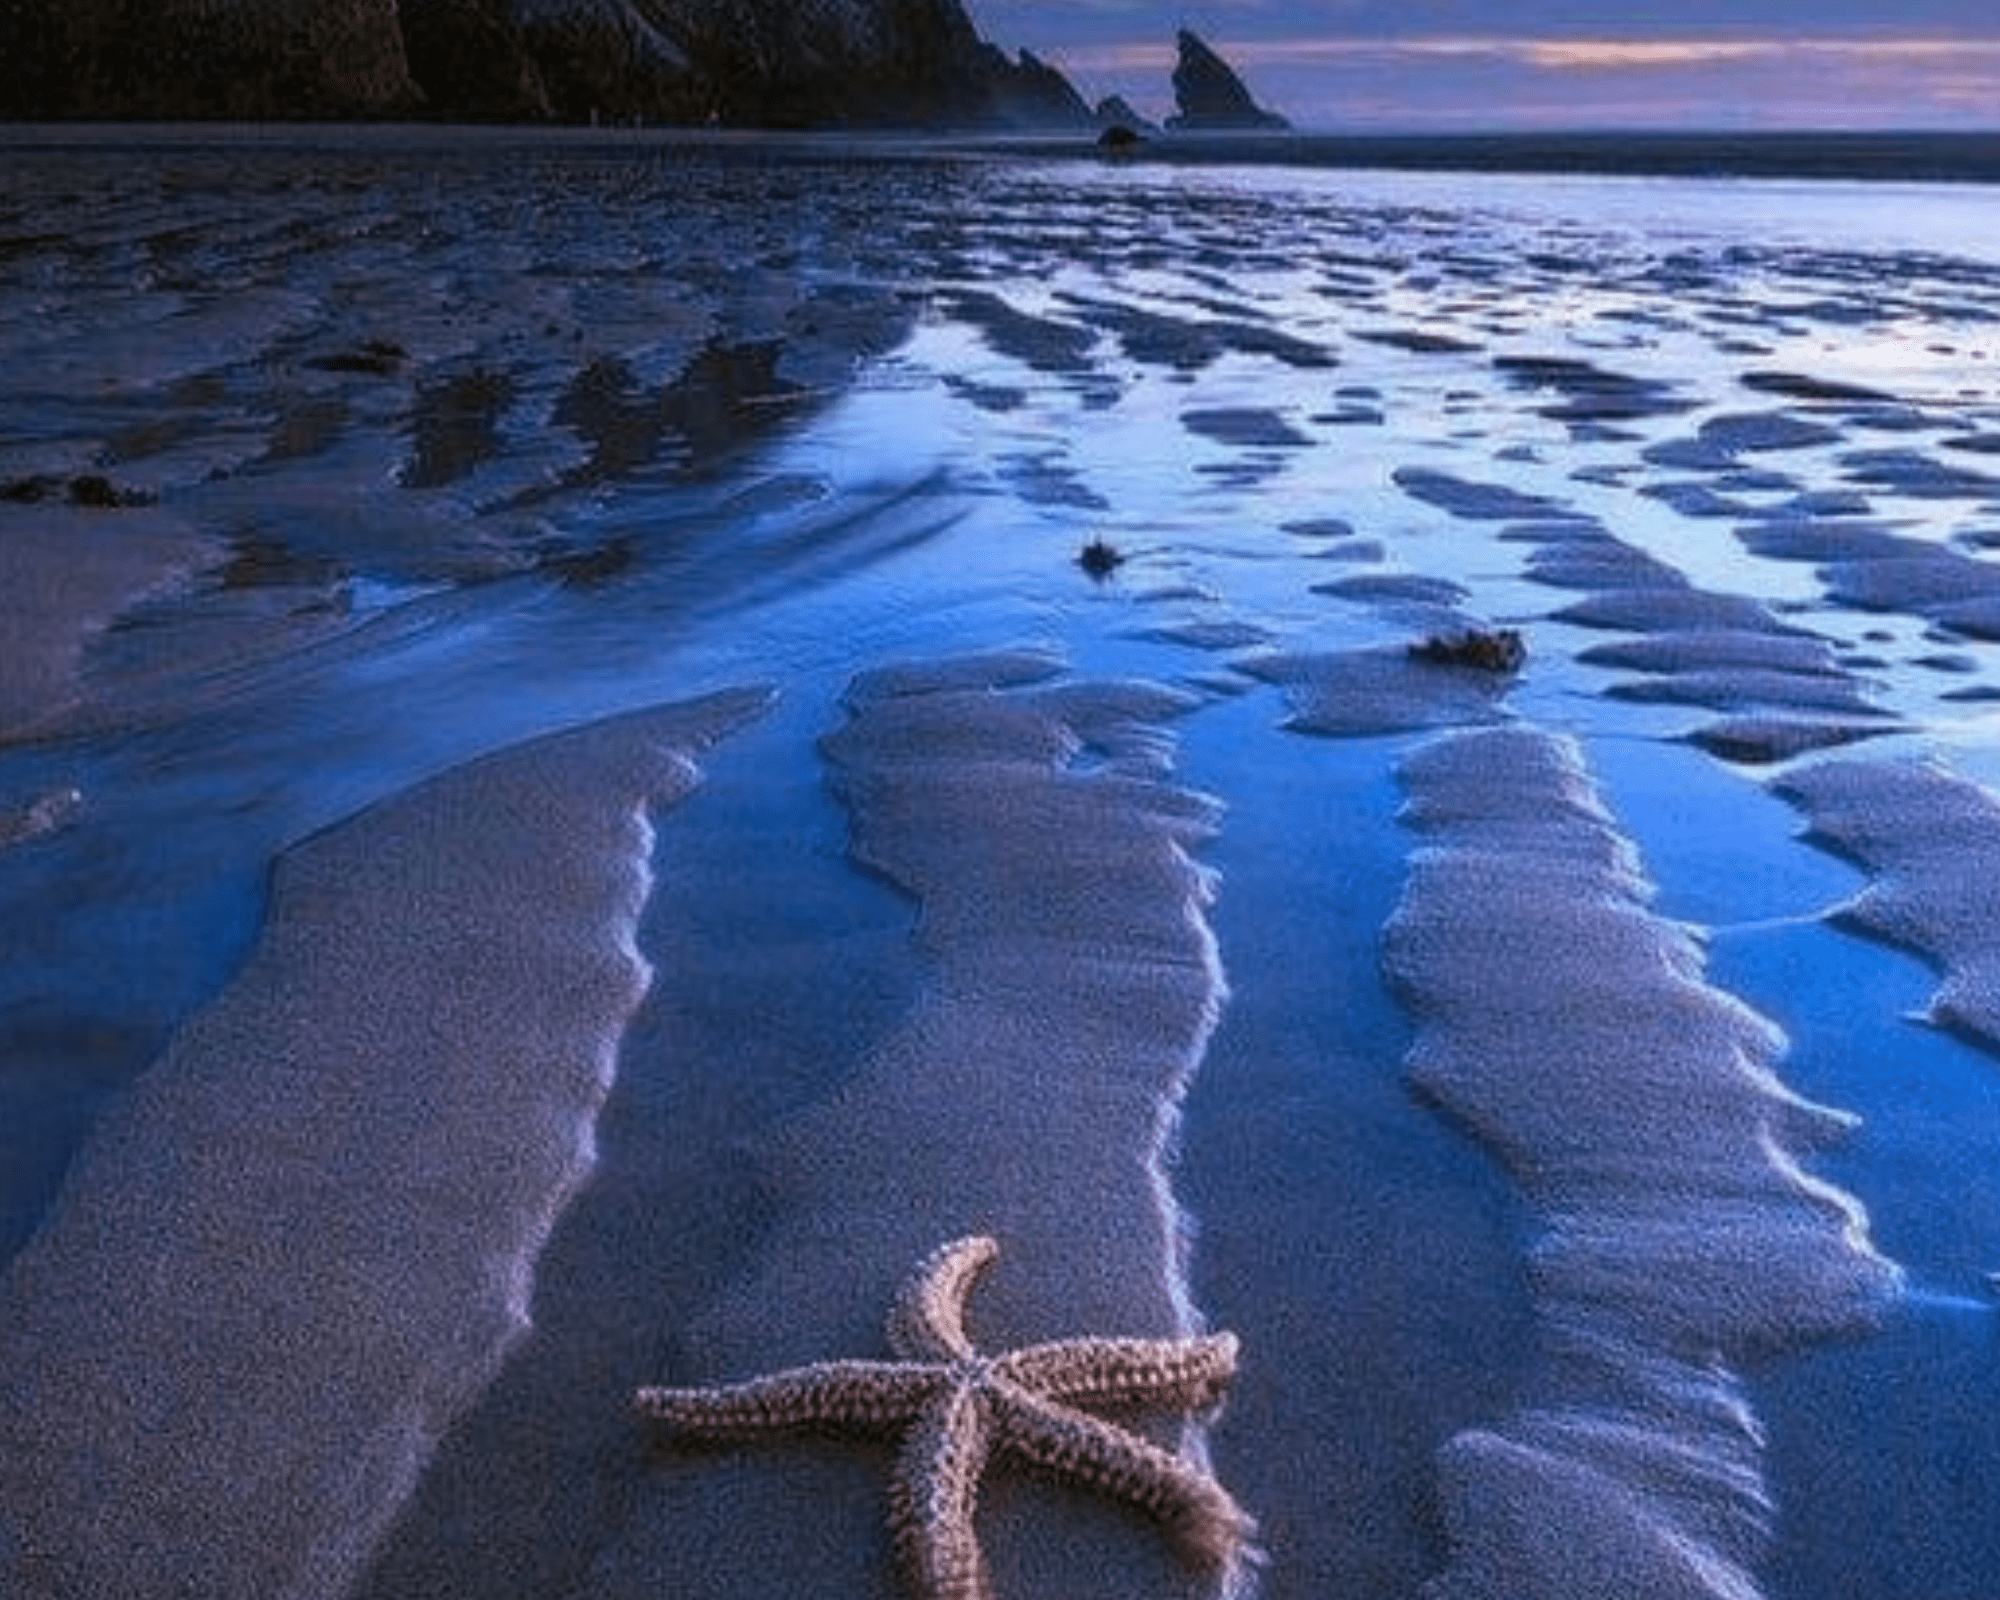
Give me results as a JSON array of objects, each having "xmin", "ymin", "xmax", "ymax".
[{"xmin": 1165, "ymin": 28, "xmax": 1290, "ymax": 132}]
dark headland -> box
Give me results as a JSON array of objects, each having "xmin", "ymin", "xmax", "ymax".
[{"xmin": 0, "ymin": 0, "xmax": 1280, "ymax": 137}]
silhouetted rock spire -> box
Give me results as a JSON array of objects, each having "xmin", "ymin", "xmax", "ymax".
[{"xmin": 1166, "ymin": 28, "xmax": 1290, "ymax": 132}]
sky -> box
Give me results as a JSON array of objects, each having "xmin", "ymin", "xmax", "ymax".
[{"xmin": 968, "ymin": 2, "xmax": 2000, "ymax": 131}]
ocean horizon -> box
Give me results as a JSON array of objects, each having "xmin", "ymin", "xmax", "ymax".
[{"xmin": 8, "ymin": 120, "xmax": 2000, "ymax": 185}]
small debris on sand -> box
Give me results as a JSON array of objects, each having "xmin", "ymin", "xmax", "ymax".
[
  {"xmin": 1408, "ymin": 628, "xmax": 1527, "ymax": 674},
  {"xmin": 1077, "ymin": 537, "xmax": 1126, "ymax": 579}
]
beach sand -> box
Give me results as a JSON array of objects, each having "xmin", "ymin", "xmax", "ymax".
[
  {"xmin": 0, "ymin": 499, "xmax": 220, "ymax": 742},
  {"xmin": 0, "ymin": 691, "xmax": 768, "ymax": 1599},
  {"xmin": 3, "ymin": 129, "xmax": 2000, "ymax": 1600}
]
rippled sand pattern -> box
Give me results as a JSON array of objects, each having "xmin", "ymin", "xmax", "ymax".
[{"xmin": 3, "ymin": 130, "xmax": 2000, "ymax": 1600}]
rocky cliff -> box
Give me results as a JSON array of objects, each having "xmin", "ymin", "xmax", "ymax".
[
  {"xmin": 0, "ymin": 0, "xmax": 1103, "ymax": 128},
  {"xmin": 2, "ymin": 0, "xmax": 419, "ymax": 120},
  {"xmin": 1165, "ymin": 29, "xmax": 1290, "ymax": 132}
]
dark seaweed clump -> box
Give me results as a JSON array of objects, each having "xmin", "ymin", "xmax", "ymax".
[
  {"xmin": 1, "ymin": 474, "xmax": 155, "ymax": 508},
  {"xmin": 1077, "ymin": 538, "xmax": 1127, "ymax": 579},
  {"xmin": 306, "ymin": 339, "xmax": 409, "ymax": 377},
  {"xmin": 1410, "ymin": 628, "xmax": 1527, "ymax": 674}
]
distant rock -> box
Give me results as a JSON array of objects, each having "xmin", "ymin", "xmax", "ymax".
[
  {"xmin": 979, "ymin": 46, "xmax": 1098, "ymax": 131},
  {"xmin": 0, "ymin": 0, "xmax": 1102, "ymax": 129},
  {"xmin": 0, "ymin": 0, "xmax": 420, "ymax": 119},
  {"xmin": 504, "ymin": 0, "xmax": 705, "ymax": 125},
  {"xmin": 1165, "ymin": 28, "xmax": 1289, "ymax": 133},
  {"xmin": 1094, "ymin": 94, "xmax": 1158, "ymax": 139},
  {"xmin": 403, "ymin": 0, "xmax": 1007, "ymax": 127},
  {"xmin": 400, "ymin": 0, "xmax": 552, "ymax": 121}
]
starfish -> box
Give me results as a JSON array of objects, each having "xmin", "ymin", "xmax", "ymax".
[{"xmin": 635, "ymin": 1235, "xmax": 1252, "ymax": 1600}]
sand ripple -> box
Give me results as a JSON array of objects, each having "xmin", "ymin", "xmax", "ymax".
[
  {"xmin": 605, "ymin": 652, "xmax": 1232, "ymax": 1600},
  {"xmin": 1388, "ymin": 726, "xmax": 1897, "ymax": 1600},
  {"xmin": 1778, "ymin": 759, "xmax": 2000, "ymax": 1051},
  {"xmin": 0, "ymin": 690, "xmax": 767, "ymax": 1600}
]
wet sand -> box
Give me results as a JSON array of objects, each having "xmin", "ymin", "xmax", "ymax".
[
  {"xmin": 1389, "ymin": 727, "xmax": 1894, "ymax": 1599},
  {"xmin": 0, "ymin": 500, "xmax": 219, "ymax": 741},
  {"xmin": 0, "ymin": 692, "xmax": 767, "ymax": 1599},
  {"xmin": 3, "ymin": 131, "xmax": 2000, "ymax": 1600}
]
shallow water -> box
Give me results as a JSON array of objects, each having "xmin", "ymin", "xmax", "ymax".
[
  {"xmin": 1178, "ymin": 697, "xmax": 1536, "ymax": 1599},
  {"xmin": 5, "ymin": 129, "xmax": 2000, "ymax": 1599}
]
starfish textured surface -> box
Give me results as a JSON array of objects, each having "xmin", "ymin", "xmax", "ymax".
[{"xmin": 635, "ymin": 1236, "xmax": 1252, "ymax": 1600}]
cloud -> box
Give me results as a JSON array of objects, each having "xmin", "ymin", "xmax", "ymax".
[
  {"xmin": 1054, "ymin": 33, "xmax": 2000, "ymax": 75},
  {"xmin": 1508, "ymin": 40, "xmax": 1777, "ymax": 69},
  {"xmin": 1507, "ymin": 37, "xmax": 2000, "ymax": 71}
]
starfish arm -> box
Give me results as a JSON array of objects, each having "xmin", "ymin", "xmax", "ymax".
[
  {"xmin": 888, "ymin": 1235, "xmax": 997, "ymax": 1363},
  {"xmin": 996, "ymin": 1331, "xmax": 1239, "ymax": 1414},
  {"xmin": 888, "ymin": 1384, "xmax": 994, "ymax": 1600},
  {"xmin": 989, "ymin": 1383, "xmax": 1255, "ymax": 1576},
  {"xmin": 635, "ymin": 1359, "xmax": 940, "ymax": 1437}
]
